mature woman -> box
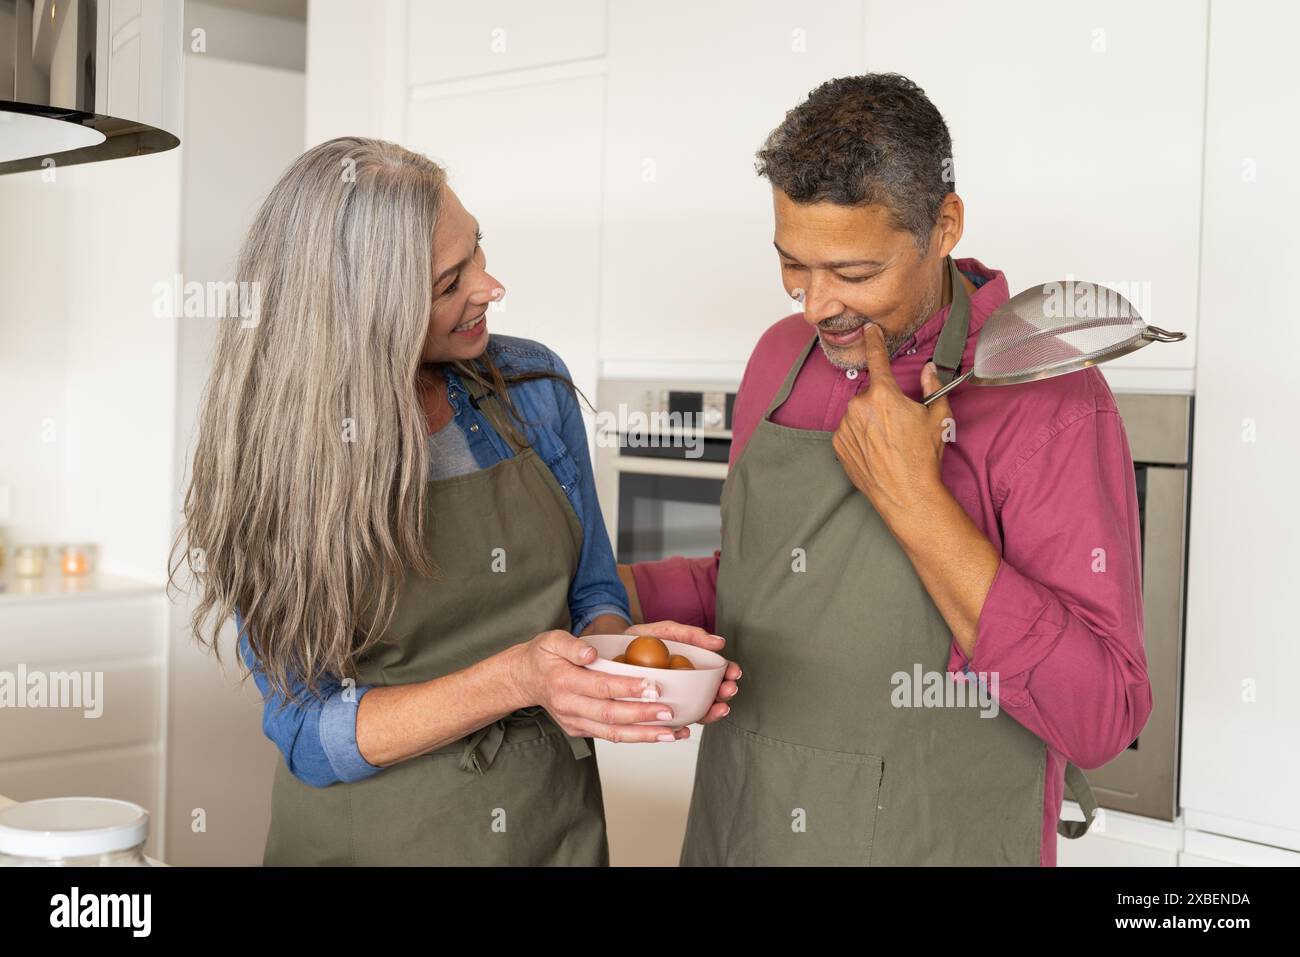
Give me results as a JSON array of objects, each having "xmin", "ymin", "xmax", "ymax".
[{"xmin": 173, "ymin": 137, "xmax": 740, "ymax": 866}]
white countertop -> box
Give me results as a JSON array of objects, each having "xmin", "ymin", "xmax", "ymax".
[{"xmin": 0, "ymin": 571, "xmax": 165, "ymax": 605}]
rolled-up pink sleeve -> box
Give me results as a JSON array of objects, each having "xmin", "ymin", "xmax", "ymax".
[
  {"xmin": 948, "ymin": 408, "xmax": 1153, "ymax": 770},
  {"xmin": 631, "ymin": 553, "xmax": 720, "ymax": 633}
]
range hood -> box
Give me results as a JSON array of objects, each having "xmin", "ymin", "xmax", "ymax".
[{"xmin": 0, "ymin": 0, "xmax": 180, "ymax": 175}]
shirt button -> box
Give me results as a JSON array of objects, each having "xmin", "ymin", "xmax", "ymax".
[
  {"xmin": 470, "ymin": 423, "xmax": 480, "ymax": 432},
  {"xmin": 846, "ymin": 369, "xmax": 859, "ymax": 380},
  {"xmin": 906, "ymin": 347, "xmax": 917, "ymax": 355}
]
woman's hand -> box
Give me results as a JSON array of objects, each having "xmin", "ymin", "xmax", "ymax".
[
  {"xmin": 622, "ymin": 621, "xmax": 741, "ymax": 725},
  {"xmin": 507, "ymin": 630, "xmax": 690, "ymax": 743}
]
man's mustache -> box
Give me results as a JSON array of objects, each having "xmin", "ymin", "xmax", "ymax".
[{"xmin": 818, "ymin": 315, "xmax": 870, "ymax": 333}]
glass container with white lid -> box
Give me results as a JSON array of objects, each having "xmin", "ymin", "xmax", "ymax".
[{"xmin": 0, "ymin": 797, "xmax": 152, "ymax": 866}]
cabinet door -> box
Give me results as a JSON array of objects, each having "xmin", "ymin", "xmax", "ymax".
[
  {"xmin": 0, "ymin": 747, "xmax": 161, "ymax": 858},
  {"xmin": 1056, "ymin": 804, "xmax": 1181, "ymax": 867},
  {"xmin": 1181, "ymin": 831, "xmax": 1300, "ymax": 867},
  {"xmin": 1180, "ymin": 0, "xmax": 1300, "ymax": 853},
  {"xmin": 862, "ymin": 0, "xmax": 1205, "ymax": 382},
  {"xmin": 600, "ymin": 0, "xmax": 864, "ymax": 365},
  {"xmin": 405, "ymin": 75, "xmax": 606, "ymax": 436},
  {"xmin": 407, "ymin": 0, "xmax": 606, "ymax": 85}
]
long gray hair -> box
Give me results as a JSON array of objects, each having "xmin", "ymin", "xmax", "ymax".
[{"xmin": 172, "ymin": 137, "xmax": 517, "ymax": 702}]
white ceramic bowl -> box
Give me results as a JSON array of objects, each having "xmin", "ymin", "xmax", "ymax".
[{"xmin": 582, "ymin": 634, "xmax": 727, "ymax": 727}]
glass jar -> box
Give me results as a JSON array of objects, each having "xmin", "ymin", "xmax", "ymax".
[
  {"xmin": 13, "ymin": 545, "xmax": 46, "ymax": 578},
  {"xmin": 0, "ymin": 797, "xmax": 152, "ymax": 866},
  {"xmin": 58, "ymin": 544, "xmax": 96, "ymax": 576}
]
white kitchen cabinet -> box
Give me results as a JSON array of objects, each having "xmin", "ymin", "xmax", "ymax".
[
  {"xmin": 98, "ymin": 0, "xmax": 183, "ymax": 138},
  {"xmin": 403, "ymin": 74, "xmax": 607, "ymax": 441},
  {"xmin": 596, "ymin": 734, "xmax": 700, "ymax": 867},
  {"xmin": 406, "ymin": 0, "xmax": 606, "ymax": 85},
  {"xmin": 861, "ymin": 0, "xmax": 1204, "ymax": 391},
  {"xmin": 1180, "ymin": 830, "xmax": 1300, "ymax": 867},
  {"xmin": 1178, "ymin": 0, "xmax": 1300, "ymax": 856},
  {"xmin": 599, "ymin": 0, "xmax": 865, "ymax": 368},
  {"xmin": 1057, "ymin": 801, "xmax": 1181, "ymax": 867},
  {"xmin": 0, "ymin": 583, "xmax": 168, "ymax": 859},
  {"xmin": 1056, "ymin": 807, "xmax": 1300, "ymax": 867}
]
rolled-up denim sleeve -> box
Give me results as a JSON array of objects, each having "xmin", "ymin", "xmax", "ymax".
[
  {"xmin": 548, "ymin": 350, "xmax": 632, "ymax": 634},
  {"xmin": 236, "ymin": 611, "xmax": 382, "ymax": 786}
]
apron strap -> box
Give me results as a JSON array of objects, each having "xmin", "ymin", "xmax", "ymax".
[
  {"xmin": 930, "ymin": 255, "xmax": 972, "ymax": 386},
  {"xmin": 1056, "ymin": 761, "xmax": 1101, "ymax": 839},
  {"xmin": 458, "ymin": 706, "xmax": 591, "ymax": 775},
  {"xmin": 763, "ymin": 335, "xmax": 819, "ymax": 420},
  {"xmin": 460, "ymin": 366, "xmax": 529, "ymax": 456}
]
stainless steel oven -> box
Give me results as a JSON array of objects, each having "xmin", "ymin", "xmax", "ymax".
[
  {"xmin": 594, "ymin": 379, "xmax": 734, "ymax": 563},
  {"xmin": 595, "ymin": 379, "xmax": 1192, "ymax": 823},
  {"xmin": 1089, "ymin": 392, "xmax": 1193, "ymax": 822}
]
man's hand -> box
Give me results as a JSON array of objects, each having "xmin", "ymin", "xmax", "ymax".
[
  {"xmin": 624, "ymin": 620, "xmax": 740, "ymax": 725},
  {"xmin": 831, "ymin": 323, "xmax": 954, "ymax": 515},
  {"xmin": 829, "ymin": 322, "xmax": 1001, "ymax": 658}
]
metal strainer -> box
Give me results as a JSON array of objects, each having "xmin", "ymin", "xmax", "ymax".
[{"xmin": 921, "ymin": 280, "xmax": 1185, "ymax": 406}]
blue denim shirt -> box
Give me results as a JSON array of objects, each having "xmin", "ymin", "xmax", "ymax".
[{"xmin": 237, "ymin": 334, "xmax": 630, "ymax": 787}]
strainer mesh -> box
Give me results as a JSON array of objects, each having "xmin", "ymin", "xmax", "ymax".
[{"xmin": 972, "ymin": 285, "xmax": 1147, "ymax": 379}]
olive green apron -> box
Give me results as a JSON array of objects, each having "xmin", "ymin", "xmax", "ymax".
[
  {"xmin": 680, "ymin": 257, "xmax": 1099, "ymax": 866},
  {"xmin": 263, "ymin": 373, "xmax": 610, "ymax": 866}
]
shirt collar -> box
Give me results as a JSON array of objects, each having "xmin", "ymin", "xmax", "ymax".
[{"xmin": 896, "ymin": 257, "xmax": 1009, "ymax": 358}]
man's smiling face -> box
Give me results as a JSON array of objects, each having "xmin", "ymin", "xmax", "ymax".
[{"xmin": 773, "ymin": 189, "xmax": 947, "ymax": 371}]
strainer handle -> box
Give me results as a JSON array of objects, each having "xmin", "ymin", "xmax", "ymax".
[
  {"xmin": 921, "ymin": 368, "xmax": 974, "ymax": 406},
  {"xmin": 1142, "ymin": 325, "xmax": 1187, "ymax": 343}
]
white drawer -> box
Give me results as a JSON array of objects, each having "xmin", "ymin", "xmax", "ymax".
[
  {"xmin": 0, "ymin": 595, "xmax": 164, "ymax": 662},
  {"xmin": 0, "ymin": 661, "xmax": 162, "ymax": 761},
  {"xmin": 0, "ymin": 745, "xmax": 161, "ymax": 857}
]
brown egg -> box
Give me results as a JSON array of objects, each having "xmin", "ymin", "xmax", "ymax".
[
  {"xmin": 612, "ymin": 654, "xmax": 628, "ymax": 663},
  {"xmin": 623, "ymin": 635, "xmax": 671, "ymax": 669},
  {"xmin": 668, "ymin": 655, "xmax": 695, "ymax": 670}
]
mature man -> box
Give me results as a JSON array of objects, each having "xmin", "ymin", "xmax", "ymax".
[{"xmin": 618, "ymin": 73, "xmax": 1152, "ymax": 866}]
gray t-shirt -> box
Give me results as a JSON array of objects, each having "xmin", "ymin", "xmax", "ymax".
[{"xmin": 426, "ymin": 418, "xmax": 479, "ymax": 480}]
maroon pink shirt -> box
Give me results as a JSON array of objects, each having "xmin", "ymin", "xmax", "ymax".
[{"xmin": 631, "ymin": 257, "xmax": 1153, "ymax": 866}]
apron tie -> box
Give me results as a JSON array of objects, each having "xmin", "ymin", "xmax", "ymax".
[{"xmin": 458, "ymin": 706, "xmax": 592, "ymax": 775}]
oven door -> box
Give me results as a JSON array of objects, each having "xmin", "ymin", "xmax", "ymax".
[
  {"xmin": 1082, "ymin": 393, "xmax": 1192, "ymax": 823},
  {"xmin": 608, "ymin": 458, "xmax": 727, "ymax": 564},
  {"xmin": 1082, "ymin": 461, "xmax": 1188, "ymax": 821}
]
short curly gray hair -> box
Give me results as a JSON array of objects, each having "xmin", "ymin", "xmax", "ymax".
[{"xmin": 756, "ymin": 73, "xmax": 954, "ymax": 252}]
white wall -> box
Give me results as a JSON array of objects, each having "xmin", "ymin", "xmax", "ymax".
[
  {"xmin": 0, "ymin": 151, "xmax": 181, "ymax": 582},
  {"xmin": 62, "ymin": 153, "xmax": 182, "ymax": 582},
  {"xmin": 0, "ymin": 171, "xmax": 72, "ymax": 546}
]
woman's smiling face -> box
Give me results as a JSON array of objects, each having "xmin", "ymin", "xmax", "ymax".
[{"xmin": 425, "ymin": 188, "xmax": 505, "ymax": 364}]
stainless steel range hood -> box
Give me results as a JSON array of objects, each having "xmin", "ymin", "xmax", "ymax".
[{"xmin": 0, "ymin": 0, "xmax": 180, "ymax": 175}]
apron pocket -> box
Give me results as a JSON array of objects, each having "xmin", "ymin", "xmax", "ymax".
[{"xmin": 687, "ymin": 720, "xmax": 885, "ymax": 866}]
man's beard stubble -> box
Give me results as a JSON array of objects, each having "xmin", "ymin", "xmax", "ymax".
[{"xmin": 815, "ymin": 279, "xmax": 943, "ymax": 371}]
